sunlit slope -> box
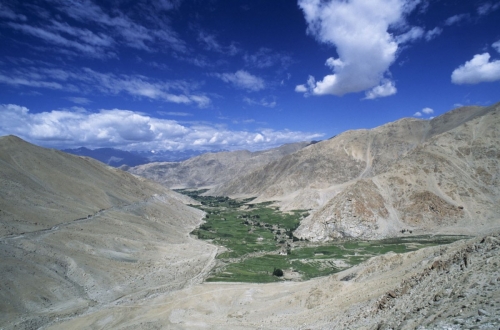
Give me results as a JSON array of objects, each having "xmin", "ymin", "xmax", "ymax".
[
  {"xmin": 127, "ymin": 141, "xmax": 312, "ymax": 189},
  {"xmin": 295, "ymin": 103, "xmax": 500, "ymax": 240},
  {"xmin": 0, "ymin": 136, "xmax": 214, "ymax": 329},
  {"xmin": 207, "ymin": 103, "xmax": 499, "ymax": 239}
]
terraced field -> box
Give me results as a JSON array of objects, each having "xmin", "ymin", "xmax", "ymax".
[{"xmin": 177, "ymin": 190, "xmax": 467, "ymax": 283}]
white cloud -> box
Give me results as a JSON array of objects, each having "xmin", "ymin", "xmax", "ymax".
[
  {"xmin": 6, "ymin": 0, "xmax": 186, "ymax": 57},
  {"xmin": 477, "ymin": 2, "xmax": 500, "ymax": 16},
  {"xmin": 451, "ymin": 53, "xmax": 500, "ymax": 84},
  {"xmin": 422, "ymin": 107, "xmax": 434, "ymax": 114},
  {"xmin": 395, "ymin": 26, "xmax": 424, "ymax": 44},
  {"xmin": 0, "ymin": 104, "xmax": 323, "ymax": 151},
  {"xmin": 296, "ymin": 0, "xmax": 420, "ymax": 98},
  {"xmin": 364, "ymin": 80, "xmax": 397, "ymax": 99},
  {"xmin": 0, "ymin": 66, "xmax": 211, "ymax": 108},
  {"xmin": 493, "ymin": 40, "xmax": 500, "ymax": 53},
  {"xmin": 413, "ymin": 111, "xmax": 422, "ymax": 117},
  {"xmin": 0, "ymin": 4, "xmax": 27, "ymax": 21},
  {"xmin": 295, "ymin": 85, "xmax": 308, "ymax": 93},
  {"xmin": 159, "ymin": 111, "xmax": 193, "ymax": 117},
  {"xmin": 243, "ymin": 97, "xmax": 277, "ymax": 108},
  {"xmin": 197, "ymin": 31, "xmax": 240, "ymax": 56},
  {"xmin": 66, "ymin": 97, "xmax": 91, "ymax": 104},
  {"xmin": 214, "ymin": 70, "xmax": 265, "ymax": 91},
  {"xmin": 244, "ymin": 48, "xmax": 292, "ymax": 69},
  {"xmin": 425, "ymin": 27, "xmax": 442, "ymax": 41},
  {"xmin": 0, "ymin": 73, "xmax": 65, "ymax": 90},
  {"xmin": 444, "ymin": 14, "xmax": 469, "ymax": 26}
]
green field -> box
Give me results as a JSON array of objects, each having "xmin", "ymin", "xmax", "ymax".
[{"xmin": 177, "ymin": 189, "xmax": 467, "ymax": 283}]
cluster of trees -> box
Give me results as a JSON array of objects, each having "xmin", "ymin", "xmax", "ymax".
[{"xmin": 272, "ymin": 268, "xmax": 283, "ymax": 277}]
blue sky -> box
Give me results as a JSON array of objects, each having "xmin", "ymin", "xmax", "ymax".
[{"xmin": 0, "ymin": 0, "xmax": 499, "ymax": 152}]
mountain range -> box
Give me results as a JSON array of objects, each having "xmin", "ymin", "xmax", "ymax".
[
  {"xmin": 1, "ymin": 101, "xmax": 499, "ymax": 329},
  {"xmin": 62, "ymin": 147, "xmax": 215, "ymax": 167},
  {"xmin": 129, "ymin": 103, "xmax": 500, "ymax": 241}
]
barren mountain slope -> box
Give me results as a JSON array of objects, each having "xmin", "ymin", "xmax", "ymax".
[
  {"xmin": 295, "ymin": 103, "xmax": 500, "ymax": 241},
  {"xmin": 128, "ymin": 141, "xmax": 312, "ymax": 189},
  {"xmin": 0, "ymin": 136, "xmax": 216, "ymax": 329},
  {"xmin": 212, "ymin": 106, "xmax": 492, "ymax": 211}
]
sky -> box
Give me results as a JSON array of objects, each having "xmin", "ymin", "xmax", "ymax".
[{"xmin": 0, "ymin": 0, "xmax": 499, "ymax": 152}]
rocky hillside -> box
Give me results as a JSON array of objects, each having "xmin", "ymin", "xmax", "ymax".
[
  {"xmin": 46, "ymin": 232, "xmax": 500, "ymax": 329},
  {"xmin": 127, "ymin": 141, "xmax": 313, "ymax": 189},
  {"xmin": 0, "ymin": 136, "xmax": 217, "ymax": 329},
  {"xmin": 209, "ymin": 103, "xmax": 500, "ymax": 240}
]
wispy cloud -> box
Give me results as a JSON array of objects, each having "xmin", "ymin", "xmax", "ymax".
[
  {"xmin": 197, "ymin": 31, "xmax": 240, "ymax": 55},
  {"xmin": 0, "ymin": 3, "xmax": 27, "ymax": 21},
  {"xmin": 444, "ymin": 14, "xmax": 470, "ymax": 26},
  {"xmin": 395, "ymin": 26, "xmax": 424, "ymax": 44},
  {"xmin": 243, "ymin": 97, "xmax": 277, "ymax": 108},
  {"xmin": 66, "ymin": 97, "xmax": 91, "ymax": 104},
  {"xmin": 477, "ymin": 2, "xmax": 500, "ymax": 16},
  {"xmin": 214, "ymin": 70, "xmax": 265, "ymax": 91},
  {"xmin": 296, "ymin": 0, "xmax": 422, "ymax": 98},
  {"xmin": 4, "ymin": 0, "xmax": 187, "ymax": 58},
  {"xmin": 425, "ymin": 27, "xmax": 442, "ymax": 41},
  {"xmin": 7, "ymin": 22, "xmax": 115, "ymax": 58},
  {"xmin": 493, "ymin": 40, "xmax": 500, "ymax": 53},
  {"xmin": 158, "ymin": 111, "xmax": 193, "ymax": 117},
  {"xmin": 0, "ymin": 66, "xmax": 211, "ymax": 108},
  {"xmin": 0, "ymin": 104, "xmax": 324, "ymax": 151},
  {"xmin": 244, "ymin": 48, "xmax": 293, "ymax": 69}
]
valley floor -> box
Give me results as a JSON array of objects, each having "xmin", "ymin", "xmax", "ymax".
[{"xmin": 44, "ymin": 232, "xmax": 500, "ymax": 330}]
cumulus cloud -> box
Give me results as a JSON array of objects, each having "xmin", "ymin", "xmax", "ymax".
[
  {"xmin": 214, "ymin": 70, "xmax": 265, "ymax": 91},
  {"xmin": 413, "ymin": 107, "xmax": 434, "ymax": 117},
  {"xmin": 451, "ymin": 53, "xmax": 500, "ymax": 84},
  {"xmin": 296, "ymin": 0, "xmax": 421, "ymax": 98},
  {"xmin": 294, "ymin": 85, "xmax": 308, "ymax": 93},
  {"xmin": 364, "ymin": 80, "xmax": 397, "ymax": 99},
  {"xmin": 0, "ymin": 104, "xmax": 324, "ymax": 151}
]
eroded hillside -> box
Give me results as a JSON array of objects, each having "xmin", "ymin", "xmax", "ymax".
[{"xmin": 0, "ymin": 136, "xmax": 216, "ymax": 329}]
